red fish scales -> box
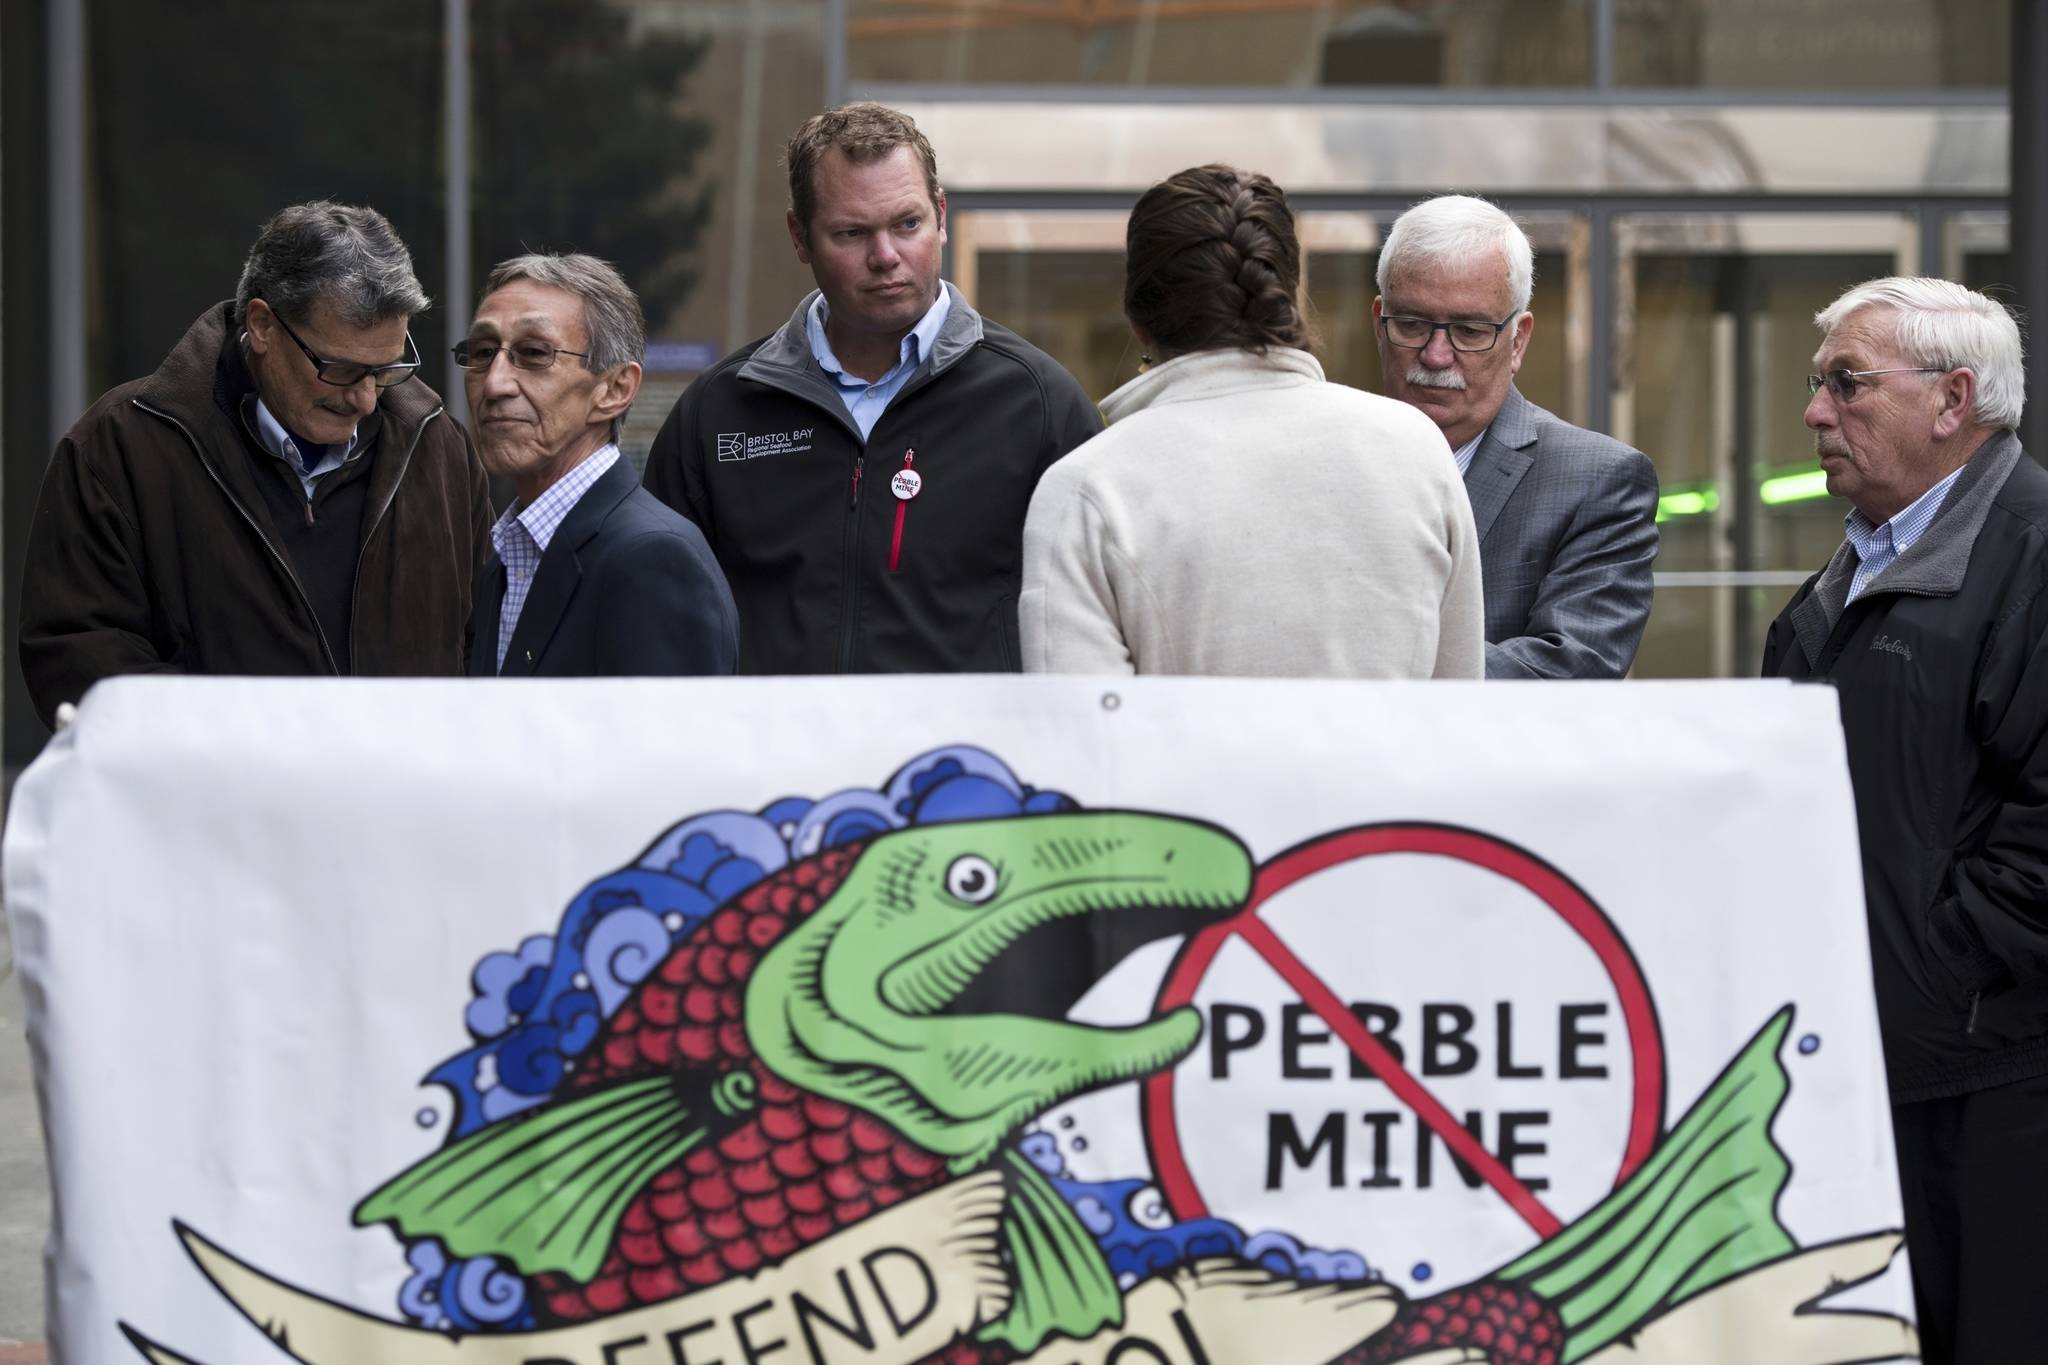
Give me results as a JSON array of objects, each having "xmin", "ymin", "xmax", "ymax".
[
  {"xmin": 1347, "ymin": 1282, "xmax": 1565, "ymax": 1365},
  {"xmin": 532, "ymin": 843, "xmax": 951, "ymax": 1325}
]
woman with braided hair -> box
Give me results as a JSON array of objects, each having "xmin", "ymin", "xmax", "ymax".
[{"xmin": 1020, "ymin": 164, "xmax": 1484, "ymax": 678}]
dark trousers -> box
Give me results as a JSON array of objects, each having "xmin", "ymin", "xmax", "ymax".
[{"xmin": 1891, "ymin": 1070, "xmax": 2048, "ymax": 1363}]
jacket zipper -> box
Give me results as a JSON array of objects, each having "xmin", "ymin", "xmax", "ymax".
[
  {"xmin": 888, "ymin": 448, "xmax": 915, "ymax": 574},
  {"xmin": 836, "ymin": 452, "xmax": 866, "ymax": 671},
  {"xmin": 1966, "ymin": 989, "xmax": 1982, "ymax": 1034},
  {"xmin": 134, "ymin": 399, "xmax": 342, "ymax": 676},
  {"xmin": 346, "ymin": 407, "xmax": 441, "ymax": 672}
]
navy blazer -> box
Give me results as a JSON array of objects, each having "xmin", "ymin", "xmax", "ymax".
[
  {"xmin": 1464, "ymin": 387, "xmax": 1660, "ymax": 680},
  {"xmin": 469, "ymin": 454, "xmax": 738, "ymax": 677}
]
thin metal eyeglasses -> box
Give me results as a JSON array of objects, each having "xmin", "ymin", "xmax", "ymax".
[
  {"xmin": 451, "ymin": 339, "xmax": 593, "ymax": 372},
  {"xmin": 1379, "ymin": 312, "xmax": 1519, "ymax": 353},
  {"xmin": 1806, "ymin": 368, "xmax": 1947, "ymax": 403},
  {"xmin": 261, "ymin": 303, "xmax": 420, "ymax": 389}
]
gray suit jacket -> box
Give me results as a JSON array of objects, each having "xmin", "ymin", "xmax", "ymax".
[{"xmin": 1465, "ymin": 387, "xmax": 1659, "ymax": 679}]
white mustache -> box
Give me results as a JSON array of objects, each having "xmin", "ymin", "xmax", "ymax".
[
  {"xmin": 1404, "ymin": 364, "xmax": 1467, "ymax": 391},
  {"xmin": 1815, "ymin": 433, "xmax": 1852, "ymax": 458}
]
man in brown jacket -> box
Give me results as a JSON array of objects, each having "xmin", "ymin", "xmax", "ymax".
[{"xmin": 19, "ymin": 201, "xmax": 492, "ymax": 726}]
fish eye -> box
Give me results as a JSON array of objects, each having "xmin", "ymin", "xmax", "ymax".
[
  {"xmin": 944, "ymin": 854, "xmax": 1000, "ymax": 904},
  {"xmin": 1126, "ymin": 1184, "xmax": 1174, "ymax": 1231}
]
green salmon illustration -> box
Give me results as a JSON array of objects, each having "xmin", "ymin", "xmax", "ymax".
[{"xmin": 358, "ymin": 812, "xmax": 1255, "ymax": 1352}]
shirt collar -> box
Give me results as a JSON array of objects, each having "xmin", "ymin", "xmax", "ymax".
[
  {"xmin": 1451, "ymin": 427, "xmax": 1487, "ymax": 477},
  {"xmin": 493, "ymin": 443, "xmax": 621, "ymax": 557},
  {"xmin": 251, "ymin": 395, "xmax": 359, "ymax": 463},
  {"xmin": 1843, "ymin": 464, "xmax": 1966, "ymax": 560},
  {"xmin": 806, "ymin": 286, "xmax": 952, "ymax": 386}
]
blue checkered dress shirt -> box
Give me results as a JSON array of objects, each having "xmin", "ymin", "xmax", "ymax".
[
  {"xmin": 1843, "ymin": 464, "xmax": 1965, "ymax": 604},
  {"xmin": 490, "ymin": 444, "xmax": 620, "ymax": 672}
]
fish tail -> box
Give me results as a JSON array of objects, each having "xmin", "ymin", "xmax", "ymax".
[
  {"xmin": 1496, "ymin": 1007, "xmax": 1798, "ymax": 1363},
  {"xmin": 976, "ymin": 1147, "xmax": 1123, "ymax": 1354},
  {"xmin": 354, "ymin": 1074, "xmax": 711, "ymax": 1283}
]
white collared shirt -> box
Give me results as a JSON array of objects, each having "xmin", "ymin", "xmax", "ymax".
[{"xmin": 1451, "ymin": 429, "xmax": 1486, "ymax": 477}]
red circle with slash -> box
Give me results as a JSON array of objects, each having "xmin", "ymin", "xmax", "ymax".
[{"xmin": 1143, "ymin": 823, "xmax": 1665, "ymax": 1240}]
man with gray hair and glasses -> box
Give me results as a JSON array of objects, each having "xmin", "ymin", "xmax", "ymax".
[
  {"xmin": 1763, "ymin": 277, "xmax": 2048, "ymax": 1362},
  {"xmin": 459, "ymin": 253, "xmax": 735, "ymax": 676},
  {"xmin": 20, "ymin": 200, "xmax": 492, "ymax": 723},
  {"xmin": 1375, "ymin": 194, "xmax": 1658, "ymax": 679}
]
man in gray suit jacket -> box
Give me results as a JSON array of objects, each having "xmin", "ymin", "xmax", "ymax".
[{"xmin": 1375, "ymin": 196, "xmax": 1659, "ymax": 679}]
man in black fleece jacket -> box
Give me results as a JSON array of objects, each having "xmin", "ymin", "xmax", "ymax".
[{"xmin": 644, "ymin": 103, "xmax": 1099, "ymax": 675}]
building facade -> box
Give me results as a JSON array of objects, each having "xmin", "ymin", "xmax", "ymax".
[{"xmin": 1, "ymin": 0, "xmax": 2014, "ymax": 765}]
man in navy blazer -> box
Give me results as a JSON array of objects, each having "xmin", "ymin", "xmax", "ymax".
[
  {"xmin": 462, "ymin": 254, "xmax": 736, "ymax": 677},
  {"xmin": 1375, "ymin": 196, "xmax": 1659, "ymax": 679}
]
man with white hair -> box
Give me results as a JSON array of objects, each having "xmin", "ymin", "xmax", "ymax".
[
  {"xmin": 1374, "ymin": 195, "xmax": 1658, "ymax": 678},
  {"xmin": 1763, "ymin": 277, "xmax": 2048, "ymax": 1361}
]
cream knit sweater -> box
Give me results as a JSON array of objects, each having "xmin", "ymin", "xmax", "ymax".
[{"xmin": 1020, "ymin": 347, "xmax": 1484, "ymax": 678}]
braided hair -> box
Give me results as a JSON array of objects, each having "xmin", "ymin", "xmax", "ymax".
[{"xmin": 1123, "ymin": 165, "xmax": 1310, "ymax": 358}]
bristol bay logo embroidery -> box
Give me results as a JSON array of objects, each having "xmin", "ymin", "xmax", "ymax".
[
  {"xmin": 1870, "ymin": 634, "xmax": 1915, "ymax": 662},
  {"xmin": 121, "ymin": 747, "xmax": 1918, "ymax": 1365},
  {"xmin": 717, "ymin": 428, "xmax": 815, "ymax": 462}
]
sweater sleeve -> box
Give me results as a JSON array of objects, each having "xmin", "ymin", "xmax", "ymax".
[
  {"xmin": 1434, "ymin": 473, "xmax": 1487, "ymax": 680},
  {"xmin": 1020, "ymin": 462, "xmax": 1138, "ymax": 675}
]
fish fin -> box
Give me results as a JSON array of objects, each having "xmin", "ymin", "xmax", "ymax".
[
  {"xmin": 354, "ymin": 1074, "xmax": 704, "ymax": 1282},
  {"xmin": 976, "ymin": 1148, "xmax": 1123, "ymax": 1353},
  {"xmin": 1497, "ymin": 1007, "xmax": 1798, "ymax": 1363}
]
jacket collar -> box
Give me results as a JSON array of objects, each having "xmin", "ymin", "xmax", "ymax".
[
  {"xmin": 738, "ymin": 282, "xmax": 985, "ymax": 434},
  {"xmin": 489, "ymin": 454, "xmax": 641, "ymax": 676},
  {"xmin": 1464, "ymin": 385, "xmax": 1540, "ymax": 543},
  {"xmin": 1786, "ymin": 429, "xmax": 2024, "ymax": 666},
  {"xmin": 1099, "ymin": 346, "xmax": 1321, "ymax": 424}
]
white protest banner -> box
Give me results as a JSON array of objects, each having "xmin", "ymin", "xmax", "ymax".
[{"xmin": 3, "ymin": 676, "xmax": 1915, "ymax": 1365}]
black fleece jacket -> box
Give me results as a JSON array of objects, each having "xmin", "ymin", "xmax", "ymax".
[{"xmin": 643, "ymin": 286, "xmax": 1101, "ymax": 674}]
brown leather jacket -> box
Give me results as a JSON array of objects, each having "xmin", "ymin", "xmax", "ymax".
[{"xmin": 19, "ymin": 303, "xmax": 493, "ymax": 726}]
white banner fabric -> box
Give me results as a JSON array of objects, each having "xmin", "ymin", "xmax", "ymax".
[{"xmin": 3, "ymin": 676, "xmax": 1914, "ymax": 1365}]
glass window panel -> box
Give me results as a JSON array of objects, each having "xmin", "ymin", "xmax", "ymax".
[
  {"xmin": 1947, "ymin": 212, "xmax": 2014, "ymax": 302},
  {"xmin": 1618, "ymin": 214, "xmax": 1916, "ymax": 677},
  {"xmin": 959, "ymin": 210, "xmax": 1580, "ymax": 419},
  {"xmin": 1615, "ymin": 0, "xmax": 2008, "ymax": 89},
  {"xmin": 474, "ymin": 0, "xmax": 825, "ymax": 466},
  {"xmin": 1633, "ymin": 582, "xmax": 1805, "ymax": 679},
  {"xmin": 87, "ymin": 0, "xmax": 445, "ymax": 396},
  {"xmin": 849, "ymin": 0, "xmax": 1590, "ymax": 88}
]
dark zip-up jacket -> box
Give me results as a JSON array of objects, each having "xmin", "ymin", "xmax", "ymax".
[
  {"xmin": 643, "ymin": 285, "xmax": 1101, "ymax": 674},
  {"xmin": 1763, "ymin": 432, "xmax": 2048, "ymax": 1102},
  {"xmin": 19, "ymin": 302, "xmax": 494, "ymax": 727}
]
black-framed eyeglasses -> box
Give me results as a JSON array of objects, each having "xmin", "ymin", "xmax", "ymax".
[
  {"xmin": 261, "ymin": 303, "xmax": 420, "ymax": 389},
  {"xmin": 451, "ymin": 339, "xmax": 593, "ymax": 372},
  {"xmin": 1379, "ymin": 312, "xmax": 1520, "ymax": 353},
  {"xmin": 1805, "ymin": 367, "xmax": 1947, "ymax": 403}
]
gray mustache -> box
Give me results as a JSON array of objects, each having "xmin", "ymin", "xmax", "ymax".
[{"xmin": 1404, "ymin": 365, "xmax": 1467, "ymax": 391}]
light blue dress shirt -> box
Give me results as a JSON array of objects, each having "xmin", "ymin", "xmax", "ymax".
[
  {"xmin": 806, "ymin": 286, "xmax": 952, "ymax": 442},
  {"xmin": 1843, "ymin": 464, "xmax": 1966, "ymax": 603},
  {"xmin": 252, "ymin": 398, "xmax": 362, "ymax": 498}
]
